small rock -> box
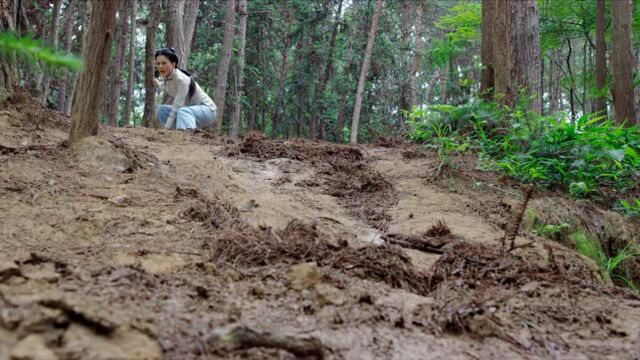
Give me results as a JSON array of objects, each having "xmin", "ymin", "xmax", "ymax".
[
  {"xmin": 108, "ymin": 194, "xmax": 130, "ymax": 206},
  {"xmin": 314, "ymin": 283, "xmax": 345, "ymax": 306},
  {"xmin": 10, "ymin": 334, "xmax": 58, "ymax": 360},
  {"xmin": 23, "ymin": 263, "xmax": 60, "ymax": 283},
  {"xmin": 286, "ymin": 262, "xmax": 321, "ymax": 290}
]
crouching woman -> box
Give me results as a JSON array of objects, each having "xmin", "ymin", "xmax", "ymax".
[{"xmin": 155, "ymin": 48, "xmax": 216, "ymax": 130}]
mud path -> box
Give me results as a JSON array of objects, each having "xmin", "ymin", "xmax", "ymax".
[{"xmin": 1, "ymin": 99, "xmax": 639, "ymax": 359}]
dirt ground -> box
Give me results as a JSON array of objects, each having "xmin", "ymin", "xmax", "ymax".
[{"xmin": 1, "ymin": 96, "xmax": 640, "ymax": 359}]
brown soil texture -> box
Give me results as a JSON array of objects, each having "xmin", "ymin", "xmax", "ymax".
[{"xmin": 1, "ymin": 101, "xmax": 640, "ymax": 359}]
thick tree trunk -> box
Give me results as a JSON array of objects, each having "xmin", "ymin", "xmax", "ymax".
[
  {"xmin": 213, "ymin": 0, "xmax": 236, "ymax": 133},
  {"xmin": 479, "ymin": 0, "xmax": 495, "ymax": 101},
  {"xmin": 350, "ymin": 0, "xmax": 383, "ymax": 144},
  {"xmin": 124, "ymin": 0, "xmax": 137, "ymax": 126},
  {"xmin": 143, "ymin": 0, "xmax": 162, "ymax": 128},
  {"xmin": 611, "ymin": 0, "xmax": 636, "ymax": 125},
  {"xmin": 166, "ymin": 0, "xmax": 187, "ymax": 67},
  {"xmin": 493, "ymin": 0, "xmax": 511, "ymax": 107},
  {"xmin": 106, "ymin": 1, "xmax": 130, "ymax": 126},
  {"xmin": 69, "ymin": 0, "xmax": 120, "ymax": 144},
  {"xmin": 509, "ymin": 0, "xmax": 542, "ymax": 113},
  {"xmin": 0, "ymin": 0, "xmax": 18, "ymax": 93},
  {"xmin": 408, "ymin": 0, "xmax": 425, "ymax": 108},
  {"xmin": 229, "ymin": 0, "xmax": 247, "ymax": 139}
]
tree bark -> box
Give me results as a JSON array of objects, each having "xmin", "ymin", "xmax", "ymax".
[
  {"xmin": 398, "ymin": 0, "xmax": 411, "ymax": 116},
  {"xmin": 408, "ymin": 0, "xmax": 425, "ymax": 108},
  {"xmin": 611, "ymin": 0, "xmax": 636, "ymax": 125},
  {"xmin": 350, "ymin": 0, "xmax": 383, "ymax": 144},
  {"xmin": 57, "ymin": 0, "xmax": 77, "ymax": 113},
  {"xmin": 124, "ymin": 0, "xmax": 137, "ymax": 126},
  {"xmin": 229, "ymin": 0, "xmax": 247, "ymax": 139},
  {"xmin": 40, "ymin": 0, "xmax": 62, "ymax": 105},
  {"xmin": 271, "ymin": 11, "xmax": 294, "ymax": 139},
  {"xmin": 183, "ymin": 0, "xmax": 200, "ymax": 63},
  {"xmin": 493, "ymin": 0, "xmax": 511, "ymax": 107},
  {"xmin": 143, "ymin": 0, "xmax": 161, "ymax": 128},
  {"xmin": 213, "ymin": 0, "xmax": 236, "ymax": 133},
  {"xmin": 0, "ymin": 0, "xmax": 19, "ymax": 93},
  {"xmin": 166, "ymin": 0, "xmax": 187, "ymax": 67},
  {"xmin": 479, "ymin": 0, "xmax": 495, "ymax": 101},
  {"xmin": 509, "ymin": 0, "xmax": 542, "ymax": 113},
  {"xmin": 106, "ymin": 1, "xmax": 130, "ymax": 126},
  {"xmin": 69, "ymin": 0, "xmax": 120, "ymax": 144},
  {"xmin": 66, "ymin": 0, "xmax": 90, "ymax": 116}
]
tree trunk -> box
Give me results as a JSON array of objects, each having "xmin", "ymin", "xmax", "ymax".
[
  {"xmin": 271, "ymin": 11, "xmax": 294, "ymax": 139},
  {"xmin": 69, "ymin": 0, "xmax": 120, "ymax": 144},
  {"xmin": 166, "ymin": 0, "xmax": 187, "ymax": 67},
  {"xmin": 509, "ymin": 0, "xmax": 542, "ymax": 113},
  {"xmin": 594, "ymin": 0, "xmax": 607, "ymax": 116},
  {"xmin": 57, "ymin": 0, "xmax": 77, "ymax": 113},
  {"xmin": 40, "ymin": 0, "xmax": 62, "ymax": 105},
  {"xmin": 183, "ymin": 0, "xmax": 200, "ymax": 63},
  {"xmin": 0, "ymin": 0, "xmax": 19, "ymax": 93},
  {"xmin": 66, "ymin": 0, "xmax": 90, "ymax": 116},
  {"xmin": 480, "ymin": 0, "xmax": 495, "ymax": 101},
  {"xmin": 143, "ymin": 0, "xmax": 161, "ymax": 128},
  {"xmin": 124, "ymin": 0, "xmax": 137, "ymax": 126},
  {"xmin": 493, "ymin": 0, "xmax": 511, "ymax": 107},
  {"xmin": 350, "ymin": 0, "xmax": 383, "ymax": 144},
  {"xmin": 611, "ymin": 0, "xmax": 636, "ymax": 125},
  {"xmin": 408, "ymin": 0, "xmax": 425, "ymax": 108},
  {"xmin": 398, "ymin": 0, "xmax": 411, "ymax": 116},
  {"xmin": 106, "ymin": 1, "xmax": 130, "ymax": 126},
  {"xmin": 229, "ymin": 0, "xmax": 247, "ymax": 139},
  {"xmin": 314, "ymin": 0, "xmax": 343, "ymax": 141},
  {"xmin": 213, "ymin": 0, "xmax": 236, "ymax": 133}
]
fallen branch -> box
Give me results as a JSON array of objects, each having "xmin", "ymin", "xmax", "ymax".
[
  {"xmin": 207, "ymin": 325, "xmax": 324, "ymax": 359},
  {"xmin": 503, "ymin": 185, "xmax": 534, "ymax": 253}
]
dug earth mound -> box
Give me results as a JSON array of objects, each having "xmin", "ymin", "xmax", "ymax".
[{"xmin": 1, "ymin": 98, "xmax": 639, "ymax": 359}]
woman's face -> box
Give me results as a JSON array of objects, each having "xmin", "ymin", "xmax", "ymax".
[{"xmin": 155, "ymin": 55, "xmax": 175, "ymax": 77}]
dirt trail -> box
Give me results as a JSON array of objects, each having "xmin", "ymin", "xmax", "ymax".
[{"xmin": 1, "ymin": 98, "xmax": 639, "ymax": 359}]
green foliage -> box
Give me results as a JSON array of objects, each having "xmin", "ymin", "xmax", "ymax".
[
  {"xmin": 571, "ymin": 231, "xmax": 639, "ymax": 289},
  {"xmin": 619, "ymin": 198, "xmax": 640, "ymax": 218},
  {"xmin": 429, "ymin": 2, "xmax": 481, "ymax": 69},
  {"xmin": 408, "ymin": 100, "xmax": 640, "ymax": 205},
  {"xmin": 0, "ymin": 32, "xmax": 82, "ymax": 71}
]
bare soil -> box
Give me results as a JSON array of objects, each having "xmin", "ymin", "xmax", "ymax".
[{"xmin": 1, "ymin": 96, "xmax": 640, "ymax": 359}]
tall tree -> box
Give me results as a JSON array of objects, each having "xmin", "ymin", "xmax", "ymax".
[
  {"xmin": 271, "ymin": 10, "xmax": 294, "ymax": 139},
  {"xmin": 39, "ymin": 0, "xmax": 62, "ymax": 105},
  {"xmin": 66, "ymin": 0, "xmax": 90, "ymax": 116},
  {"xmin": 183, "ymin": 0, "xmax": 200, "ymax": 63},
  {"xmin": 593, "ymin": 0, "xmax": 607, "ymax": 117},
  {"xmin": 510, "ymin": 0, "xmax": 542, "ymax": 113},
  {"xmin": 350, "ymin": 0, "xmax": 383, "ymax": 144},
  {"xmin": 0, "ymin": 0, "xmax": 18, "ymax": 92},
  {"xmin": 479, "ymin": 0, "xmax": 495, "ymax": 101},
  {"xmin": 57, "ymin": 0, "xmax": 77, "ymax": 113},
  {"xmin": 611, "ymin": 0, "xmax": 636, "ymax": 125},
  {"xmin": 69, "ymin": 0, "xmax": 120, "ymax": 144},
  {"xmin": 143, "ymin": 0, "xmax": 162, "ymax": 128},
  {"xmin": 123, "ymin": 0, "xmax": 137, "ymax": 126},
  {"xmin": 493, "ymin": 0, "xmax": 542, "ymax": 113},
  {"xmin": 230, "ymin": 0, "xmax": 248, "ymax": 139},
  {"xmin": 166, "ymin": 0, "xmax": 187, "ymax": 67},
  {"xmin": 213, "ymin": 0, "xmax": 237, "ymax": 133},
  {"xmin": 408, "ymin": 0, "xmax": 425, "ymax": 108},
  {"xmin": 106, "ymin": 1, "xmax": 131, "ymax": 126}
]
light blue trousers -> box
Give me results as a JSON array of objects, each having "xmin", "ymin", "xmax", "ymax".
[{"xmin": 156, "ymin": 105, "xmax": 217, "ymax": 129}]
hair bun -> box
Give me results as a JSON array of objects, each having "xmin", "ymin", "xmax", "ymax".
[{"xmin": 169, "ymin": 47, "xmax": 175, "ymax": 53}]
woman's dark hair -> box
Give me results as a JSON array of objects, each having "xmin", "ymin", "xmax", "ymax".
[{"xmin": 154, "ymin": 47, "xmax": 196, "ymax": 101}]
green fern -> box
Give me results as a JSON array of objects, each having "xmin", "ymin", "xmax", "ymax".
[{"xmin": 0, "ymin": 31, "xmax": 81, "ymax": 71}]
